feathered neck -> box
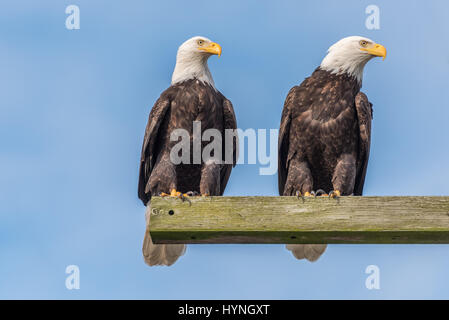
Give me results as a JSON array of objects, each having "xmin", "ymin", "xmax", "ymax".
[
  {"xmin": 171, "ymin": 51, "xmax": 215, "ymax": 88},
  {"xmin": 320, "ymin": 49, "xmax": 371, "ymax": 84}
]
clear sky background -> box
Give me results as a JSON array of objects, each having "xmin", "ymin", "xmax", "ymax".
[{"xmin": 1, "ymin": 0, "xmax": 449, "ymax": 299}]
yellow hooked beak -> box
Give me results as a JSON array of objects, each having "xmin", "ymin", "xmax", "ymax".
[
  {"xmin": 198, "ymin": 42, "xmax": 222, "ymax": 57},
  {"xmin": 361, "ymin": 43, "xmax": 387, "ymax": 60}
]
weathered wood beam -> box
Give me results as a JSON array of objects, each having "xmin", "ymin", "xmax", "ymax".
[{"xmin": 148, "ymin": 196, "xmax": 449, "ymax": 244}]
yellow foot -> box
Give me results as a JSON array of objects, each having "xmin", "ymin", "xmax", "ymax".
[
  {"xmin": 160, "ymin": 189, "xmax": 193, "ymax": 204},
  {"xmin": 161, "ymin": 189, "xmax": 181, "ymax": 197},
  {"xmin": 296, "ymin": 191, "xmax": 314, "ymax": 197},
  {"xmin": 160, "ymin": 189, "xmax": 191, "ymax": 198},
  {"xmin": 329, "ymin": 190, "xmax": 341, "ymax": 199},
  {"xmin": 296, "ymin": 191, "xmax": 314, "ymax": 202}
]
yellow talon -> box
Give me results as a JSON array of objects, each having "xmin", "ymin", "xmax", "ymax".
[
  {"xmin": 160, "ymin": 189, "xmax": 193, "ymax": 204},
  {"xmin": 330, "ymin": 190, "xmax": 341, "ymax": 198},
  {"xmin": 161, "ymin": 189, "xmax": 184, "ymax": 197}
]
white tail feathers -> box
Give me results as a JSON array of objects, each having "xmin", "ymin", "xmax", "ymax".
[
  {"xmin": 142, "ymin": 231, "xmax": 186, "ymax": 266},
  {"xmin": 142, "ymin": 206, "xmax": 186, "ymax": 267},
  {"xmin": 286, "ymin": 244, "xmax": 327, "ymax": 262}
]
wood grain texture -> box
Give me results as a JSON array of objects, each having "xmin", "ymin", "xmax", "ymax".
[{"xmin": 148, "ymin": 196, "xmax": 449, "ymax": 244}]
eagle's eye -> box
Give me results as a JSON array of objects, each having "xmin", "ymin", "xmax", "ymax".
[
  {"xmin": 359, "ymin": 40, "xmax": 369, "ymax": 47},
  {"xmin": 197, "ymin": 39, "xmax": 205, "ymax": 46}
]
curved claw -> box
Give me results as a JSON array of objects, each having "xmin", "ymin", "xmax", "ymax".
[
  {"xmin": 315, "ymin": 189, "xmax": 328, "ymax": 197},
  {"xmin": 329, "ymin": 190, "xmax": 341, "ymax": 200},
  {"xmin": 296, "ymin": 191, "xmax": 305, "ymax": 203},
  {"xmin": 159, "ymin": 189, "xmax": 192, "ymax": 205},
  {"xmin": 179, "ymin": 193, "xmax": 192, "ymax": 205}
]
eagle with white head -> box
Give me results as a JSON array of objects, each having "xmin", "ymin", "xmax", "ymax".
[
  {"xmin": 139, "ymin": 36, "xmax": 238, "ymax": 266},
  {"xmin": 278, "ymin": 36, "xmax": 387, "ymax": 262}
]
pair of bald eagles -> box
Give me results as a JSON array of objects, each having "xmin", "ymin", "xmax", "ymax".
[{"xmin": 138, "ymin": 36, "xmax": 387, "ymax": 266}]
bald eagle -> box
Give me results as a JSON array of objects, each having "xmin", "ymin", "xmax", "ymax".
[
  {"xmin": 278, "ymin": 36, "xmax": 386, "ymax": 262},
  {"xmin": 139, "ymin": 36, "xmax": 238, "ymax": 266}
]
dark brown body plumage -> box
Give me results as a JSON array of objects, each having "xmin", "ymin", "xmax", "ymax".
[
  {"xmin": 138, "ymin": 79, "xmax": 237, "ymax": 205},
  {"xmin": 278, "ymin": 68, "xmax": 373, "ymax": 196}
]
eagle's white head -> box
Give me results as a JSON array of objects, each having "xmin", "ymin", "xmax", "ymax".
[
  {"xmin": 320, "ymin": 36, "xmax": 387, "ymax": 83},
  {"xmin": 171, "ymin": 36, "xmax": 222, "ymax": 89}
]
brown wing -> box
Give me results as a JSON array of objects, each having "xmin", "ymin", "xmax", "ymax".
[
  {"xmin": 219, "ymin": 97, "xmax": 238, "ymax": 195},
  {"xmin": 354, "ymin": 92, "xmax": 373, "ymax": 196},
  {"xmin": 138, "ymin": 96, "xmax": 171, "ymax": 205},
  {"xmin": 278, "ymin": 86, "xmax": 297, "ymax": 195}
]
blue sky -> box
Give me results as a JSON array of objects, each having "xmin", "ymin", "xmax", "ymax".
[{"xmin": 1, "ymin": 0, "xmax": 449, "ymax": 299}]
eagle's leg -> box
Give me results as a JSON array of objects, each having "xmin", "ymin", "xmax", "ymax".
[
  {"xmin": 199, "ymin": 160, "xmax": 221, "ymax": 196},
  {"xmin": 331, "ymin": 154, "xmax": 357, "ymax": 199},
  {"xmin": 283, "ymin": 158, "xmax": 314, "ymax": 197},
  {"xmin": 147, "ymin": 152, "xmax": 187, "ymax": 199}
]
